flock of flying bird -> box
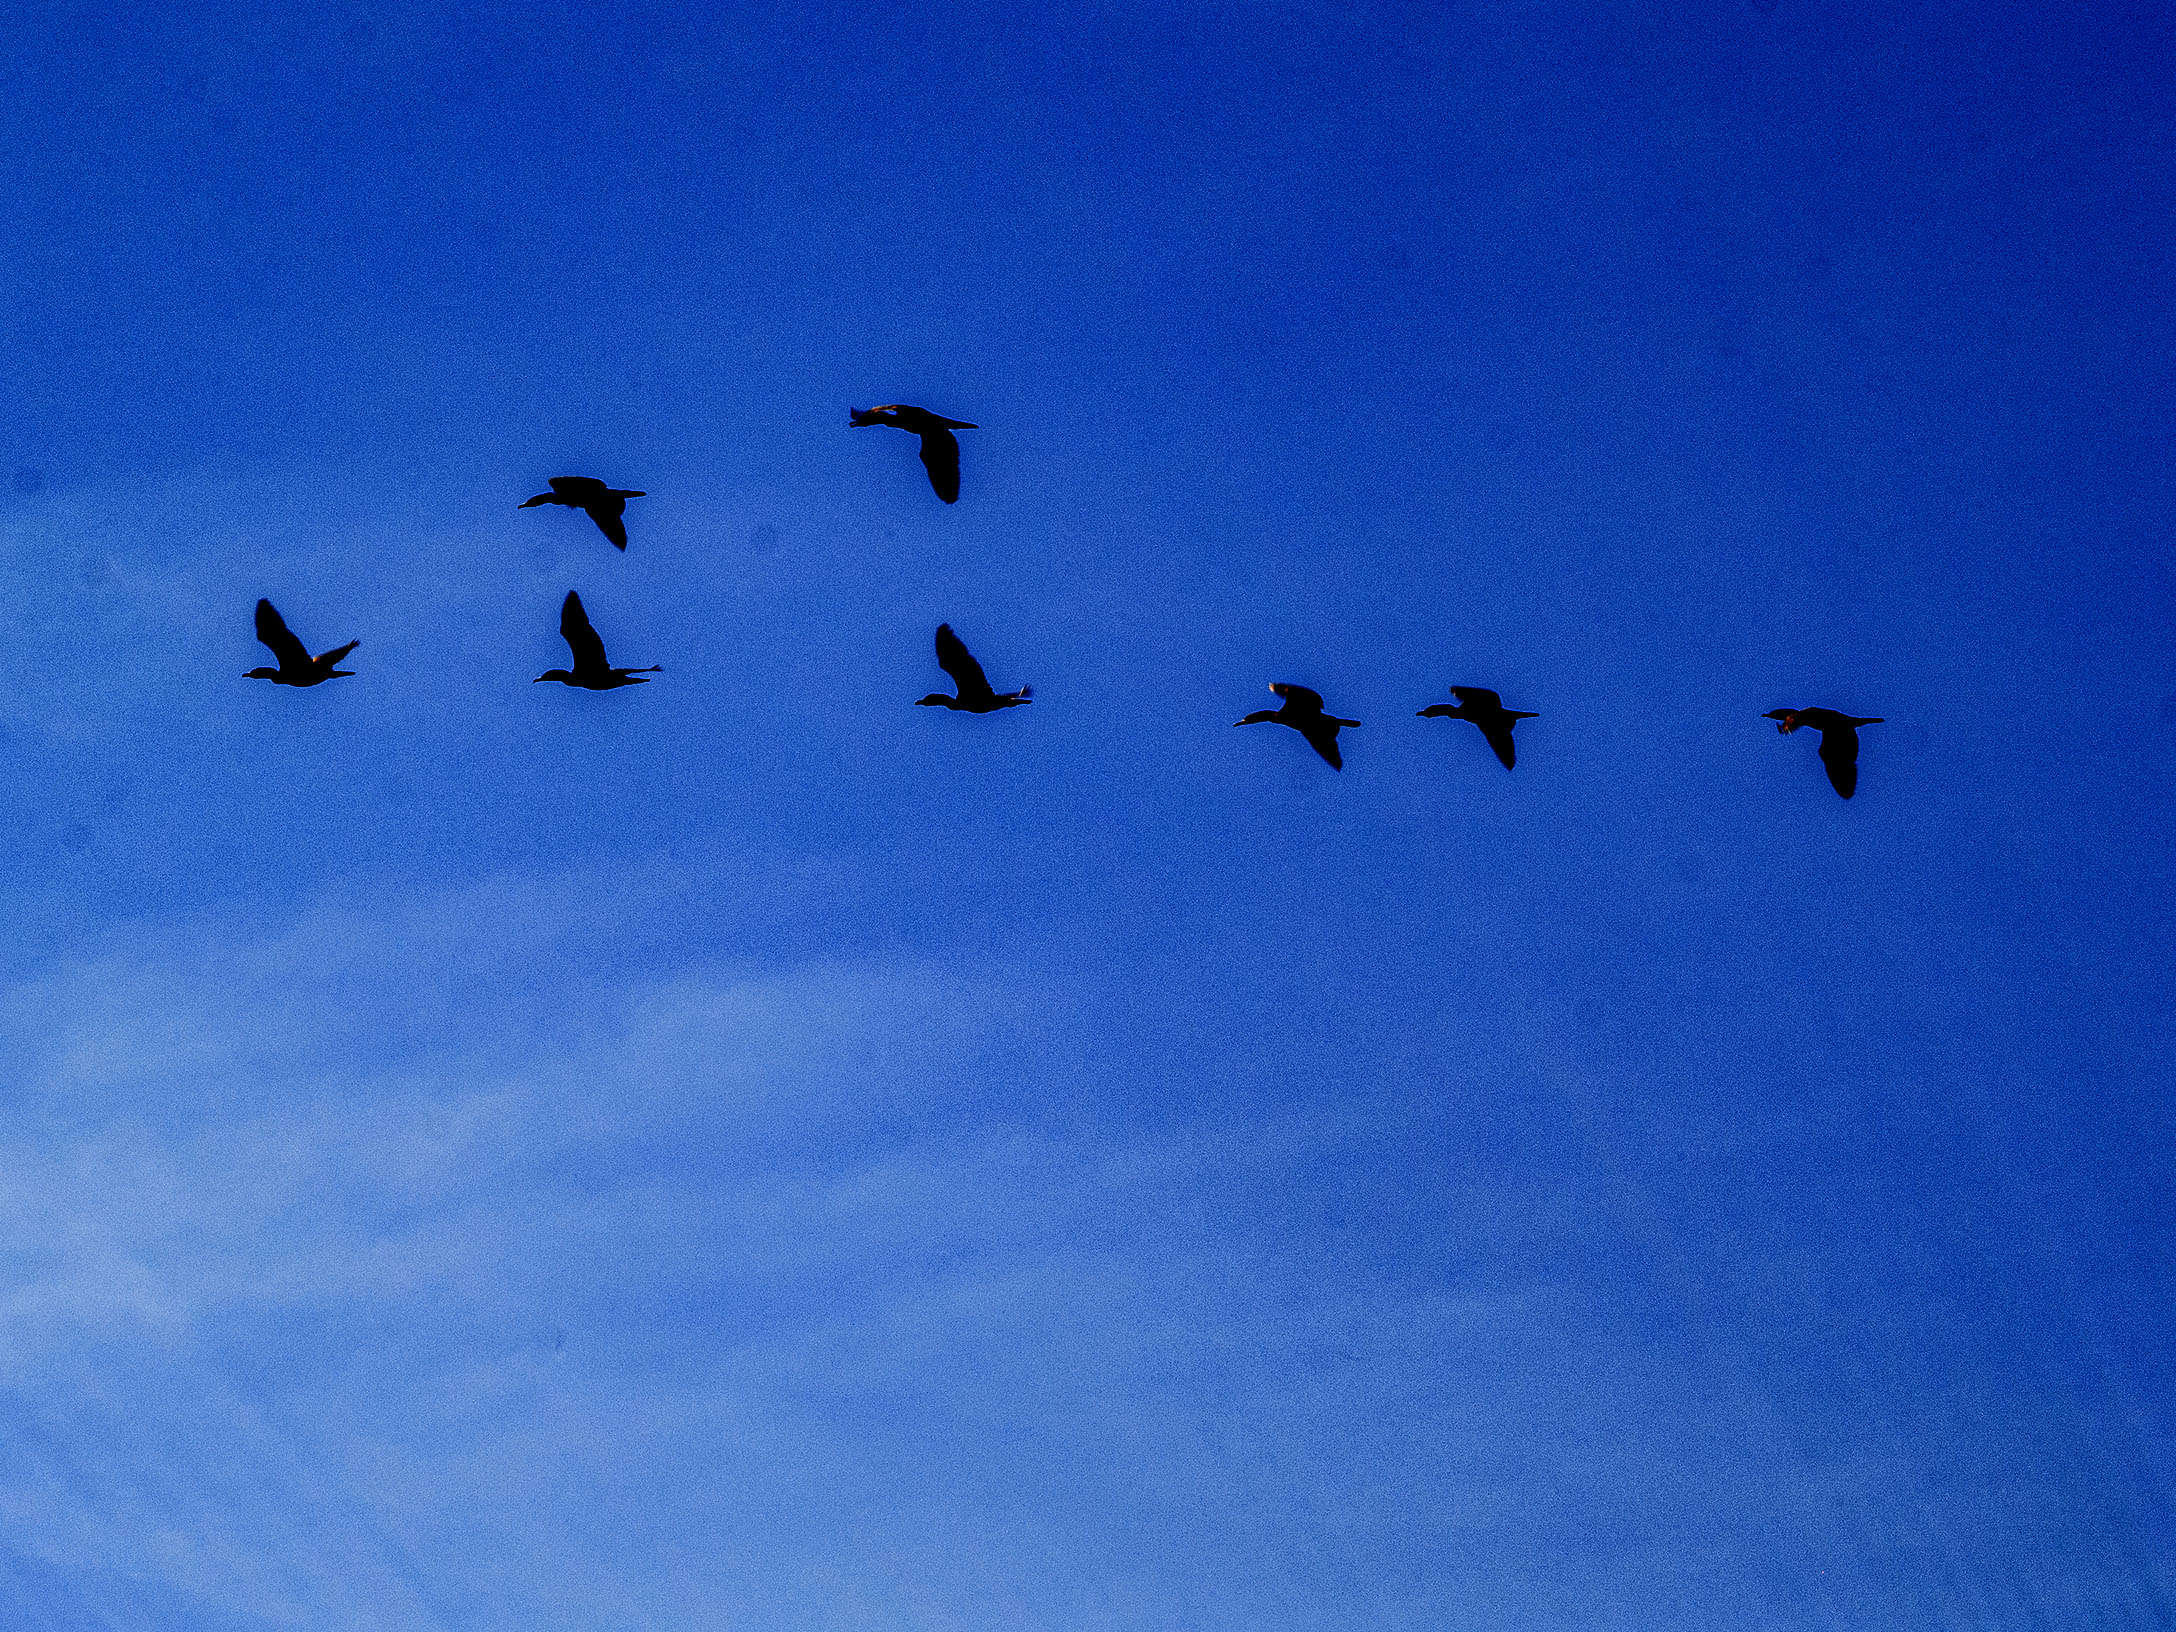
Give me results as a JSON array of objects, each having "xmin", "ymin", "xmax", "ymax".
[{"xmin": 245, "ymin": 403, "xmax": 1885, "ymax": 799}]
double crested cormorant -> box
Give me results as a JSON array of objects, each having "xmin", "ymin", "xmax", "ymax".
[
  {"xmin": 519, "ymin": 476, "xmax": 647, "ymax": 550},
  {"xmin": 917, "ymin": 624, "xmax": 1029, "ymax": 712},
  {"xmin": 534, "ymin": 592, "xmax": 659, "ymax": 689},
  {"xmin": 1417, "ymin": 686, "xmax": 1538, "ymax": 769},
  {"xmin": 1764, "ymin": 707, "xmax": 1883, "ymax": 798},
  {"xmin": 850, "ymin": 406, "xmax": 977, "ymax": 503},
  {"xmin": 1235, "ymin": 683, "xmax": 1359, "ymax": 769},
  {"xmin": 246, "ymin": 599, "xmax": 357, "ymax": 686}
]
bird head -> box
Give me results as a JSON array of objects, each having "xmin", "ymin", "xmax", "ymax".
[
  {"xmin": 245, "ymin": 667, "xmax": 281, "ymax": 681},
  {"xmin": 916, "ymin": 693, "xmax": 954, "ymax": 708},
  {"xmin": 850, "ymin": 408, "xmax": 894, "ymax": 427}
]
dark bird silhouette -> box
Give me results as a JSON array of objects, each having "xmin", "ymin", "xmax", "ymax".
[
  {"xmin": 519, "ymin": 476, "xmax": 646, "ymax": 550},
  {"xmin": 1235, "ymin": 683, "xmax": 1360, "ymax": 769},
  {"xmin": 534, "ymin": 591, "xmax": 659, "ymax": 689},
  {"xmin": 1764, "ymin": 707, "xmax": 1884, "ymax": 798},
  {"xmin": 917, "ymin": 624, "xmax": 1030, "ymax": 712},
  {"xmin": 850, "ymin": 405, "xmax": 977, "ymax": 503},
  {"xmin": 1417, "ymin": 686, "xmax": 1538, "ymax": 769},
  {"xmin": 246, "ymin": 599, "xmax": 357, "ymax": 686}
]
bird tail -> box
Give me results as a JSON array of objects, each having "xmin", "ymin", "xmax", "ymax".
[
  {"xmin": 1509, "ymin": 710, "xmax": 1539, "ymax": 720},
  {"xmin": 1853, "ymin": 716, "xmax": 1885, "ymax": 726}
]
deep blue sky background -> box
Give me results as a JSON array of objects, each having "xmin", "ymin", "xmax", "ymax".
[{"xmin": 0, "ymin": 1, "xmax": 2171, "ymax": 1627}]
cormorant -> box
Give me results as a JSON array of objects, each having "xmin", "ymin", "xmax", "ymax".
[
  {"xmin": 1417, "ymin": 686, "xmax": 1537, "ymax": 769},
  {"xmin": 246, "ymin": 599, "xmax": 357, "ymax": 686},
  {"xmin": 917, "ymin": 624, "xmax": 1029, "ymax": 712},
  {"xmin": 850, "ymin": 406, "xmax": 977, "ymax": 503},
  {"xmin": 534, "ymin": 592, "xmax": 659, "ymax": 689},
  {"xmin": 519, "ymin": 476, "xmax": 647, "ymax": 550},
  {"xmin": 1763, "ymin": 707, "xmax": 1883, "ymax": 799},
  {"xmin": 1235, "ymin": 683, "xmax": 1359, "ymax": 769}
]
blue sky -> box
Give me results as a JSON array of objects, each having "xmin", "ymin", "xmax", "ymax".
[{"xmin": 0, "ymin": 0, "xmax": 2171, "ymax": 1627}]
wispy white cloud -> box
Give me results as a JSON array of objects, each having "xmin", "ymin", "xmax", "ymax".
[
  {"xmin": 0, "ymin": 875, "xmax": 1056, "ymax": 1626},
  {"xmin": 0, "ymin": 871, "xmax": 1591, "ymax": 1632},
  {"xmin": 0, "ymin": 877, "xmax": 1517, "ymax": 1629}
]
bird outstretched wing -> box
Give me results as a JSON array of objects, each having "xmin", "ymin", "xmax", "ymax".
[
  {"xmin": 1479, "ymin": 725, "xmax": 1518, "ymax": 769},
  {"xmin": 254, "ymin": 599, "xmax": 312, "ymax": 671},
  {"xmin": 1299, "ymin": 721, "xmax": 1344, "ymax": 769},
  {"xmin": 934, "ymin": 623, "xmax": 994, "ymax": 702},
  {"xmin": 591, "ymin": 505, "xmax": 629, "ymax": 550},
  {"xmin": 549, "ymin": 476, "xmax": 608, "ymax": 500},
  {"xmin": 560, "ymin": 591, "xmax": 610, "ymax": 677},
  {"xmin": 1817, "ymin": 728, "xmax": 1860, "ymax": 799},
  {"xmin": 1271, "ymin": 683, "xmax": 1326, "ymax": 717},
  {"xmin": 919, "ymin": 429, "xmax": 962, "ymax": 504},
  {"xmin": 1449, "ymin": 686, "xmax": 1503, "ymax": 710}
]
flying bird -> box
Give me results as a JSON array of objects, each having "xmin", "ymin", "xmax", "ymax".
[
  {"xmin": 1763, "ymin": 707, "xmax": 1884, "ymax": 799},
  {"xmin": 850, "ymin": 405, "xmax": 977, "ymax": 503},
  {"xmin": 519, "ymin": 476, "xmax": 647, "ymax": 549},
  {"xmin": 534, "ymin": 591, "xmax": 659, "ymax": 689},
  {"xmin": 917, "ymin": 624, "xmax": 1030, "ymax": 712},
  {"xmin": 1235, "ymin": 683, "xmax": 1360, "ymax": 769},
  {"xmin": 246, "ymin": 599, "xmax": 357, "ymax": 686},
  {"xmin": 1417, "ymin": 686, "xmax": 1538, "ymax": 769}
]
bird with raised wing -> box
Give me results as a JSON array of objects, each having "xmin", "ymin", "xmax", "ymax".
[
  {"xmin": 1418, "ymin": 686, "xmax": 1538, "ymax": 769},
  {"xmin": 246, "ymin": 599, "xmax": 357, "ymax": 687},
  {"xmin": 1235, "ymin": 683, "xmax": 1360, "ymax": 769},
  {"xmin": 519, "ymin": 476, "xmax": 647, "ymax": 550},
  {"xmin": 917, "ymin": 624, "xmax": 1030, "ymax": 712},
  {"xmin": 1763, "ymin": 707, "xmax": 1884, "ymax": 799},
  {"xmin": 534, "ymin": 591, "xmax": 659, "ymax": 689},
  {"xmin": 850, "ymin": 405, "xmax": 977, "ymax": 503}
]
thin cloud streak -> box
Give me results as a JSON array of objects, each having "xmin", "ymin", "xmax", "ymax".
[{"xmin": 0, "ymin": 880, "xmax": 1603, "ymax": 1630}]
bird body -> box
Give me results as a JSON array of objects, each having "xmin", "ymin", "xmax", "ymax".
[
  {"xmin": 1235, "ymin": 683, "xmax": 1359, "ymax": 769},
  {"xmin": 1417, "ymin": 685, "xmax": 1537, "ymax": 768},
  {"xmin": 520, "ymin": 475, "xmax": 646, "ymax": 549},
  {"xmin": 851, "ymin": 405, "xmax": 977, "ymax": 503},
  {"xmin": 1764, "ymin": 707, "xmax": 1883, "ymax": 798},
  {"xmin": 246, "ymin": 599, "xmax": 357, "ymax": 686},
  {"xmin": 535, "ymin": 591, "xmax": 659, "ymax": 689},
  {"xmin": 917, "ymin": 623, "xmax": 1029, "ymax": 712}
]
